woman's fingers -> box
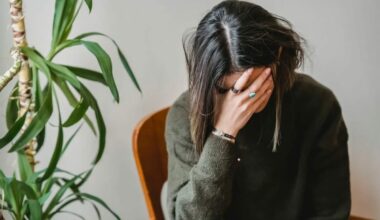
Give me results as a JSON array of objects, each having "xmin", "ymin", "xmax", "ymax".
[
  {"xmin": 258, "ymin": 74, "xmax": 274, "ymax": 94},
  {"xmin": 241, "ymin": 67, "xmax": 271, "ymax": 101},
  {"xmin": 231, "ymin": 67, "xmax": 254, "ymax": 91},
  {"xmin": 247, "ymin": 88, "xmax": 272, "ymax": 116},
  {"xmin": 213, "ymin": 66, "xmax": 273, "ymax": 136},
  {"xmin": 240, "ymin": 73, "xmax": 272, "ymax": 110}
]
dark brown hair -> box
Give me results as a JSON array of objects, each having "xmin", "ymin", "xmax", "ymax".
[{"xmin": 182, "ymin": 0, "xmax": 307, "ymax": 156}]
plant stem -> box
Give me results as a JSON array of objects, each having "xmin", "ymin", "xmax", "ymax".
[
  {"xmin": 0, "ymin": 49, "xmax": 21, "ymax": 92},
  {"xmin": 9, "ymin": 0, "xmax": 38, "ymax": 170}
]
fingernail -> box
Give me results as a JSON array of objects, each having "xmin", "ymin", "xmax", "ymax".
[
  {"xmin": 246, "ymin": 67, "xmax": 254, "ymax": 74},
  {"xmin": 266, "ymin": 68, "xmax": 271, "ymax": 76}
]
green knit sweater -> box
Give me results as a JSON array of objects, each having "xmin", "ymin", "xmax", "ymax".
[{"xmin": 164, "ymin": 72, "xmax": 351, "ymax": 220}]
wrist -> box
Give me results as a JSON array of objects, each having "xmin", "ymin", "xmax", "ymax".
[
  {"xmin": 212, "ymin": 126, "xmax": 236, "ymax": 143},
  {"xmin": 214, "ymin": 124, "xmax": 238, "ymax": 137}
]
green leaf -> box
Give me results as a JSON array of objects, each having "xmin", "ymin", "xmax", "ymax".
[
  {"xmin": 49, "ymin": 39, "xmax": 81, "ymax": 60},
  {"xmin": 49, "ymin": 39, "xmax": 120, "ymax": 101},
  {"xmin": 56, "ymin": 168, "xmax": 93, "ymax": 202},
  {"xmin": 74, "ymin": 82, "xmax": 106, "ymax": 164},
  {"xmin": 42, "ymin": 168, "xmax": 92, "ymax": 219},
  {"xmin": 38, "ymin": 89, "xmax": 64, "ymax": 183},
  {"xmin": 17, "ymin": 152, "xmax": 33, "ymax": 182},
  {"xmin": 74, "ymin": 193, "xmax": 121, "ymax": 220},
  {"xmin": 54, "ymin": 79, "xmax": 97, "ymax": 135},
  {"xmin": 51, "ymin": 0, "xmax": 77, "ymax": 49},
  {"xmin": 0, "ymin": 172, "xmax": 17, "ymax": 216},
  {"xmin": 75, "ymin": 32, "xmax": 142, "ymax": 93},
  {"xmin": 46, "ymin": 169, "xmax": 94, "ymax": 218},
  {"xmin": 56, "ymin": 210, "xmax": 85, "ymax": 219},
  {"xmin": 82, "ymin": 40, "xmax": 119, "ymax": 102},
  {"xmin": 8, "ymin": 180, "xmax": 41, "ymax": 219},
  {"xmin": 32, "ymin": 67, "xmax": 42, "ymax": 110},
  {"xmin": 54, "ymin": 167, "xmax": 92, "ymax": 185},
  {"xmin": 62, "ymin": 0, "xmax": 83, "ymax": 43},
  {"xmin": 51, "ymin": 0, "xmax": 66, "ymax": 48},
  {"xmin": 32, "ymin": 67, "xmax": 46, "ymax": 152},
  {"xmin": 63, "ymin": 98, "xmax": 89, "ymax": 127},
  {"xmin": 28, "ymin": 200, "xmax": 42, "ymax": 220},
  {"xmin": 21, "ymin": 47, "xmax": 49, "ymax": 74},
  {"xmin": 49, "ymin": 197, "xmax": 101, "ymax": 219},
  {"xmin": 5, "ymin": 83, "xmax": 19, "ymax": 129},
  {"xmin": 8, "ymin": 179, "xmax": 39, "ymax": 216},
  {"xmin": 62, "ymin": 123, "xmax": 83, "ymax": 155},
  {"xmin": 47, "ymin": 197, "xmax": 77, "ymax": 218},
  {"xmin": 117, "ymin": 45, "xmax": 142, "ymax": 91},
  {"xmin": 43, "ymin": 175, "xmax": 80, "ymax": 217},
  {"xmin": 47, "ymin": 61, "xmax": 82, "ymax": 89},
  {"xmin": 6, "ymin": 182, "xmax": 20, "ymax": 216},
  {"xmin": 9, "ymin": 48, "xmax": 53, "ymax": 153},
  {"xmin": 74, "ymin": 167, "xmax": 93, "ymax": 188},
  {"xmin": 41, "ymin": 177, "xmax": 56, "ymax": 196},
  {"xmin": 17, "ymin": 181, "xmax": 38, "ymax": 200},
  {"xmin": 9, "ymin": 179, "xmax": 21, "ymax": 214},
  {"xmin": 49, "ymin": 38, "xmax": 126, "ymax": 104},
  {"xmin": 36, "ymin": 128, "xmax": 46, "ymax": 153},
  {"xmin": 92, "ymin": 202, "xmax": 102, "ymax": 220},
  {"xmin": 38, "ymin": 191, "xmax": 51, "ymax": 205},
  {"xmin": 54, "ymin": 167, "xmax": 93, "ymax": 189},
  {"xmin": 55, "ymin": 76, "xmax": 105, "ymax": 164},
  {"xmin": 84, "ymin": 0, "xmax": 92, "ymax": 12},
  {"xmin": 61, "ymin": 177, "xmax": 84, "ymax": 204},
  {"xmin": 9, "ymin": 89, "xmax": 52, "ymax": 152},
  {"xmin": 0, "ymin": 113, "xmax": 27, "ymax": 150},
  {"xmin": 64, "ymin": 65, "xmax": 106, "ymax": 85},
  {"xmin": 0, "ymin": 169, "xmax": 6, "ymax": 185}
]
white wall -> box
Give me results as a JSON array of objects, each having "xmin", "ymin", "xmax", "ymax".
[{"xmin": 1, "ymin": 0, "xmax": 379, "ymax": 219}]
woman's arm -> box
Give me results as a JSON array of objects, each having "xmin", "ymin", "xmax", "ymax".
[
  {"xmin": 165, "ymin": 101, "xmax": 238, "ymax": 220},
  {"xmin": 301, "ymin": 91, "xmax": 351, "ymax": 219}
]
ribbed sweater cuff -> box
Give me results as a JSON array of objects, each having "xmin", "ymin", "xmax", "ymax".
[{"xmin": 195, "ymin": 133, "xmax": 238, "ymax": 179}]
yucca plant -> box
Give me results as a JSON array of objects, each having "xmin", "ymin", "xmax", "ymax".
[{"xmin": 0, "ymin": 0, "xmax": 141, "ymax": 219}]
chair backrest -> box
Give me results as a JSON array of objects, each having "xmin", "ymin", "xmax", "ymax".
[
  {"xmin": 132, "ymin": 106, "xmax": 170, "ymax": 220},
  {"xmin": 132, "ymin": 106, "xmax": 371, "ymax": 220}
]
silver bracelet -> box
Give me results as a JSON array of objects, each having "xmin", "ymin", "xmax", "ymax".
[{"xmin": 212, "ymin": 128, "xmax": 236, "ymax": 144}]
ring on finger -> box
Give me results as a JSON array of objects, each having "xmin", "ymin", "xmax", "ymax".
[
  {"xmin": 231, "ymin": 86, "xmax": 241, "ymax": 94},
  {"xmin": 248, "ymin": 91, "xmax": 256, "ymax": 99}
]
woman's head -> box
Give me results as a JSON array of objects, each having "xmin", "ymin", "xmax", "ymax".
[{"xmin": 183, "ymin": 0, "xmax": 307, "ymax": 155}]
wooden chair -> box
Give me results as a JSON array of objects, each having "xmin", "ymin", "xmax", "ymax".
[
  {"xmin": 132, "ymin": 106, "xmax": 170, "ymax": 220},
  {"xmin": 132, "ymin": 106, "xmax": 372, "ymax": 220}
]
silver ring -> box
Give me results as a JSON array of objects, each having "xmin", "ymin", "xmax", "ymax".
[
  {"xmin": 230, "ymin": 86, "xmax": 241, "ymax": 94},
  {"xmin": 248, "ymin": 91, "xmax": 256, "ymax": 99}
]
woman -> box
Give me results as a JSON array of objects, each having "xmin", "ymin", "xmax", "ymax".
[{"xmin": 164, "ymin": 1, "xmax": 351, "ymax": 219}]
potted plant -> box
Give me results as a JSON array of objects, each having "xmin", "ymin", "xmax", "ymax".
[{"xmin": 0, "ymin": 0, "xmax": 141, "ymax": 219}]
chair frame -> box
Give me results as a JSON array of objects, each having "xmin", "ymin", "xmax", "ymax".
[{"xmin": 132, "ymin": 106, "xmax": 170, "ymax": 220}]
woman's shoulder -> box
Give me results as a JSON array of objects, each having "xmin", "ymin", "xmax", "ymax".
[
  {"xmin": 171, "ymin": 89, "xmax": 190, "ymax": 112},
  {"xmin": 291, "ymin": 72, "xmax": 342, "ymax": 109},
  {"xmin": 166, "ymin": 89, "xmax": 190, "ymax": 126},
  {"xmin": 292, "ymin": 72, "xmax": 336, "ymax": 100},
  {"xmin": 165, "ymin": 89, "xmax": 192, "ymax": 142},
  {"xmin": 290, "ymin": 72, "xmax": 345, "ymax": 128}
]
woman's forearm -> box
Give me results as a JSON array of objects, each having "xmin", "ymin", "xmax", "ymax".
[{"xmin": 167, "ymin": 131, "xmax": 238, "ymax": 220}]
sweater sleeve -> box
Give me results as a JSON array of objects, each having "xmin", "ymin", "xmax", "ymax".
[
  {"xmin": 302, "ymin": 92, "xmax": 351, "ymax": 220},
  {"xmin": 165, "ymin": 101, "xmax": 238, "ymax": 220}
]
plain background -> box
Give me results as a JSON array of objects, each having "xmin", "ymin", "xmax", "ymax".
[{"xmin": 1, "ymin": 0, "xmax": 379, "ymax": 219}]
